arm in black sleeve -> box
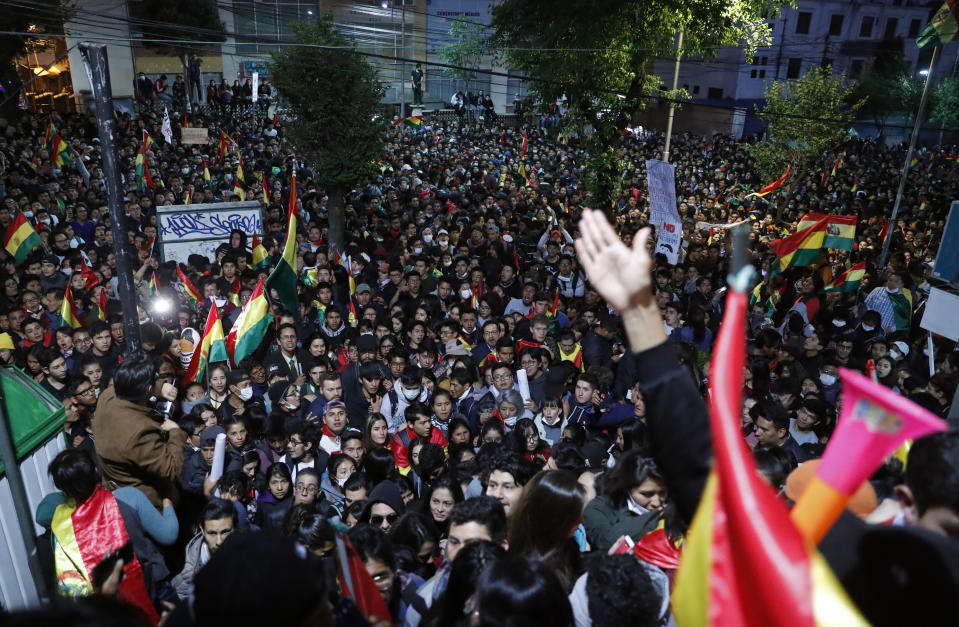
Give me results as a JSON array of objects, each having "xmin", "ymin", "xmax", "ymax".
[{"xmin": 634, "ymin": 340, "xmax": 713, "ymax": 524}]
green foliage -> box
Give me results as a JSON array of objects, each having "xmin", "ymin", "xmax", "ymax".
[
  {"xmin": 932, "ymin": 77, "xmax": 959, "ymax": 130},
  {"xmin": 751, "ymin": 66, "xmax": 864, "ymax": 181},
  {"xmin": 440, "ymin": 19, "xmax": 490, "ymax": 84},
  {"xmin": 487, "ymin": 0, "xmax": 783, "ymax": 210},
  {"xmin": 131, "ymin": 0, "xmax": 225, "ymax": 61},
  {"xmin": 850, "ymin": 43, "xmax": 912, "ymax": 137},
  {"xmin": 270, "ymin": 16, "xmax": 386, "ymax": 251},
  {"xmin": 0, "ymin": 0, "xmax": 73, "ymax": 116}
]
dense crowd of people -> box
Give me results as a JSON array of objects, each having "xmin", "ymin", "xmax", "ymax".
[{"xmin": 0, "ymin": 100, "xmax": 958, "ymax": 626}]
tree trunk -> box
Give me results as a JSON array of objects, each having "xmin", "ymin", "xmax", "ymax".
[{"xmin": 327, "ymin": 184, "xmax": 346, "ymax": 257}]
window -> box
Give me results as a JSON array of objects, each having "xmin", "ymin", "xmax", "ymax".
[
  {"xmin": 908, "ymin": 19, "xmax": 921, "ymax": 38},
  {"xmin": 860, "ymin": 16, "xmax": 875, "ymax": 38},
  {"xmin": 850, "ymin": 60, "xmax": 865, "ymax": 78},
  {"xmin": 759, "ymin": 70, "xmax": 766, "ymax": 78},
  {"xmin": 884, "ymin": 18, "xmax": 899, "ymax": 39},
  {"xmin": 796, "ymin": 12, "xmax": 812, "ymax": 35},
  {"xmin": 707, "ymin": 87, "xmax": 724, "ymax": 99},
  {"xmin": 787, "ymin": 57, "xmax": 802, "ymax": 79},
  {"xmin": 693, "ymin": 85, "xmax": 700, "ymax": 95},
  {"xmin": 751, "ymin": 69, "xmax": 758, "ymax": 78},
  {"xmin": 829, "ymin": 14, "xmax": 844, "ymax": 36},
  {"xmin": 761, "ymin": 56, "xmax": 768, "ymax": 65}
]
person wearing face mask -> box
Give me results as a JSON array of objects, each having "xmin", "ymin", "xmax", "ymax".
[
  {"xmin": 817, "ymin": 362, "xmax": 841, "ymax": 405},
  {"xmin": 381, "ymin": 366, "xmax": 430, "ymax": 435},
  {"xmin": 863, "ymin": 271, "xmax": 914, "ymax": 334}
]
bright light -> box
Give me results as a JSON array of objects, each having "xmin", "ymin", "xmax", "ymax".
[
  {"xmin": 152, "ymin": 297, "xmax": 172, "ymax": 314},
  {"xmin": 919, "ymin": 69, "xmax": 929, "ymax": 76},
  {"xmin": 307, "ymin": 9, "xmax": 313, "ymax": 14},
  {"xmin": 381, "ymin": 0, "xmax": 389, "ymax": 7}
]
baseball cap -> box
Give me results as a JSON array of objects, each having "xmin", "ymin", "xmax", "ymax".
[
  {"xmin": 356, "ymin": 283, "xmax": 372, "ymax": 294},
  {"xmin": 323, "ymin": 400, "xmax": 346, "ymax": 414},
  {"xmin": 200, "ymin": 426, "xmax": 225, "ymax": 447}
]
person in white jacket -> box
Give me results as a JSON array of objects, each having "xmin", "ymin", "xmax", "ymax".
[{"xmin": 380, "ymin": 365, "xmax": 430, "ymax": 435}]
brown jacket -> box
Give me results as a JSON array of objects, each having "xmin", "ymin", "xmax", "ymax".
[{"xmin": 92, "ymin": 386, "xmax": 187, "ymax": 509}]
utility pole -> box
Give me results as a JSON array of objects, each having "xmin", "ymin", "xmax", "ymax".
[
  {"xmin": 400, "ymin": 0, "xmax": 407, "ymax": 119},
  {"xmin": 79, "ymin": 43, "xmax": 142, "ymax": 356},
  {"xmin": 663, "ymin": 30, "xmax": 684, "ymax": 163}
]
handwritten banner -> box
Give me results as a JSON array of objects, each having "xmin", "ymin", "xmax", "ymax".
[
  {"xmin": 645, "ymin": 159, "xmax": 679, "ymax": 226},
  {"xmin": 180, "ymin": 127, "xmax": 209, "ymax": 145}
]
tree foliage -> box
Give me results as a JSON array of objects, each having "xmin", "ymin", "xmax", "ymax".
[
  {"xmin": 131, "ymin": 0, "xmax": 225, "ymax": 66},
  {"xmin": 270, "ymin": 16, "xmax": 386, "ymax": 253},
  {"xmin": 0, "ymin": 0, "xmax": 73, "ymax": 117},
  {"xmin": 931, "ymin": 77, "xmax": 959, "ymax": 131},
  {"xmin": 440, "ymin": 18, "xmax": 489, "ymax": 85},
  {"xmin": 750, "ymin": 66, "xmax": 864, "ymax": 186},
  {"xmin": 850, "ymin": 41, "xmax": 916, "ymax": 138},
  {"xmin": 487, "ymin": 0, "xmax": 781, "ymax": 210}
]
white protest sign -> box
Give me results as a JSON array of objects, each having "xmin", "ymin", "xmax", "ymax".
[
  {"xmin": 158, "ymin": 201, "xmax": 263, "ymax": 265},
  {"xmin": 645, "ymin": 159, "xmax": 679, "ymax": 226},
  {"xmin": 252, "ymin": 72, "xmax": 259, "ymax": 103},
  {"xmin": 655, "ymin": 215, "xmax": 683, "ymax": 265}
]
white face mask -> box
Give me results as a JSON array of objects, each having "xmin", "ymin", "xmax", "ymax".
[
  {"xmin": 460, "ymin": 289, "xmax": 472, "ymax": 299},
  {"xmin": 889, "ymin": 349, "xmax": 902, "ymax": 361},
  {"xmin": 413, "ymin": 247, "xmax": 423, "ymax": 254},
  {"xmin": 832, "ymin": 319, "xmax": 846, "ymax": 328},
  {"xmin": 438, "ymin": 239, "xmax": 449, "ymax": 248},
  {"xmin": 504, "ymin": 414, "xmax": 518, "ymax": 428},
  {"xmin": 819, "ymin": 373, "xmax": 836, "ymax": 386},
  {"xmin": 423, "ymin": 235, "xmax": 433, "ymax": 244},
  {"xmin": 23, "ymin": 210, "xmax": 33, "ymax": 218},
  {"xmin": 237, "ymin": 386, "xmax": 253, "ymax": 401},
  {"xmin": 861, "ymin": 323, "xmax": 875, "ymax": 332},
  {"xmin": 402, "ymin": 387, "xmax": 421, "ymax": 401}
]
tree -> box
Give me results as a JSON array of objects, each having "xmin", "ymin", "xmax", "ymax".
[
  {"xmin": 487, "ymin": 0, "xmax": 779, "ymax": 211},
  {"xmin": 931, "ymin": 77, "xmax": 959, "ymax": 131},
  {"xmin": 750, "ymin": 66, "xmax": 864, "ymax": 212},
  {"xmin": 270, "ymin": 16, "xmax": 386, "ymax": 254},
  {"xmin": 850, "ymin": 41, "xmax": 913, "ymax": 139},
  {"xmin": 130, "ymin": 0, "xmax": 226, "ymax": 87},
  {"xmin": 0, "ymin": 0, "xmax": 72, "ymax": 118},
  {"xmin": 440, "ymin": 18, "xmax": 490, "ymax": 112}
]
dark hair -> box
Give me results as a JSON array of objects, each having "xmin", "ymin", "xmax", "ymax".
[
  {"xmin": 201, "ymin": 497, "xmax": 238, "ymax": 526},
  {"xmin": 405, "ymin": 402, "xmax": 431, "ymax": 423},
  {"xmin": 49, "ymin": 448, "xmax": 99, "ymax": 503},
  {"xmin": 422, "ymin": 541, "xmax": 506, "ymax": 627},
  {"xmin": 906, "ymin": 430, "xmax": 959, "ymax": 517},
  {"xmin": 364, "ymin": 446, "xmax": 398, "ymax": 486},
  {"xmin": 113, "ymin": 352, "xmax": 156, "ymax": 402},
  {"xmin": 474, "ymin": 556, "xmax": 573, "ymax": 626},
  {"xmin": 348, "ymin": 523, "xmax": 396, "ymax": 572},
  {"xmin": 389, "ymin": 511, "xmax": 438, "ymax": 557},
  {"xmin": 585, "ymin": 555, "xmax": 663, "ymax": 627},
  {"xmin": 603, "ymin": 450, "xmax": 663, "ymax": 509},
  {"xmin": 265, "ymin": 462, "xmax": 292, "ymax": 485},
  {"xmin": 618, "ymin": 418, "xmax": 647, "ymax": 454},
  {"xmin": 294, "ymin": 514, "xmax": 335, "ymax": 554},
  {"xmin": 448, "ymin": 496, "xmax": 508, "ymax": 545},
  {"xmin": 507, "ymin": 470, "xmax": 585, "ymax": 592},
  {"xmin": 753, "ymin": 446, "xmax": 797, "ymax": 492},
  {"xmin": 750, "ymin": 398, "xmax": 790, "ymax": 431},
  {"xmin": 217, "ymin": 470, "xmax": 251, "ymax": 502}
]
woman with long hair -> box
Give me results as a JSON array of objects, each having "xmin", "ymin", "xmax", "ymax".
[
  {"xmin": 583, "ymin": 449, "xmax": 668, "ymax": 552},
  {"xmin": 364, "ymin": 413, "xmax": 390, "ymax": 451},
  {"xmin": 419, "ymin": 474, "xmax": 464, "ymax": 537},
  {"xmin": 507, "ymin": 470, "xmax": 585, "ymax": 593}
]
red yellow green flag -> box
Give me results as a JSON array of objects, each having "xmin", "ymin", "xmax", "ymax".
[
  {"xmin": 745, "ymin": 166, "xmax": 790, "ymax": 198},
  {"xmin": 4, "ymin": 212, "xmax": 42, "ymax": 264},
  {"xmin": 251, "ymin": 233, "xmax": 269, "ymax": 269},
  {"xmin": 797, "ymin": 212, "xmax": 857, "ymax": 251},
  {"xmin": 51, "ymin": 135, "xmax": 71, "ymax": 167},
  {"xmin": 79, "ymin": 259, "xmax": 99, "ymax": 290},
  {"xmin": 672, "ymin": 272, "xmax": 865, "ymax": 627},
  {"xmin": 203, "ymin": 158, "xmax": 211, "ymax": 183},
  {"xmin": 769, "ymin": 218, "xmax": 828, "ymax": 275},
  {"xmin": 918, "ymin": 1, "xmax": 959, "ymax": 49},
  {"xmin": 184, "ymin": 304, "xmax": 228, "ymax": 383},
  {"xmin": 226, "ymin": 278, "xmax": 273, "ymax": 366},
  {"xmin": 176, "ymin": 266, "xmax": 202, "ymax": 307},
  {"xmin": 822, "ymin": 261, "xmax": 867, "ymax": 294},
  {"xmin": 90, "ymin": 288, "xmax": 108, "ymax": 321},
  {"xmin": 227, "ymin": 279, "xmax": 242, "ymax": 307},
  {"xmin": 148, "ymin": 272, "xmax": 158, "ymax": 296},
  {"xmin": 59, "ymin": 286, "xmax": 83, "ymax": 329},
  {"xmin": 265, "ymin": 173, "xmax": 299, "ymax": 320},
  {"xmin": 261, "ymin": 178, "xmax": 270, "ymax": 204},
  {"xmin": 393, "ymin": 115, "xmax": 422, "ymax": 129}
]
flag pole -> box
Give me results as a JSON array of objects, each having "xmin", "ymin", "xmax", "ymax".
[
  {"xmin": 662, "ymin": 30, "xmax": 684, "ymax": 163},
  {"xmin": 880, "ymin": 45, "xmax": 939, "ymax": 268}
]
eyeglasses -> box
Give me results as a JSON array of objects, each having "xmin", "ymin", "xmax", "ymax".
[
  {"xmin": 294, "ymin": 484, "xmax": 318, "ymax": 494},
  {"xmin": 76, "ymin": 387, "xmax": 95, "ymax": 397},
  {"xmin": 288, "ymin": 438, "xmax": 303, "ymax": 446},
  {"xmin": 493, "ymin": 373, "xmax": 513, "ymax": 381},
  {"xmin": 370, "ymin": 513, "xmax": 398, "ymax": 526}
]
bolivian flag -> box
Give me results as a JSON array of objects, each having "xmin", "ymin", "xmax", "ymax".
[
  {"xmin": 4, "ymin": 212, "xmax": 42, "ymax": 264},
  {"xmin": 558, "ymin": 344, "xmax": 584, "ymax": 372},
  {"xmin": 672, "ymin": 275, "xmax": 866, "ymax": 627},
  {"xmin": 59, "ymin": 286, "xmax": 83, "ymax": 329},
  {"xmin": 226, "ymin": 278, "xmax": 273, "ymax": 367},
  {"xmin": 176, "ymin": 266, "xmax": 202, "ymax": 308},
  {"xmin": 265, "ymin": 173, "xmax": 299, "ymax": 320},
  {"xmin": 745, "ymin": 166, "xmax": 790, "ymax": 198},
  {"xmin": 769, "ymin": 218, "xmax": 827, "ymax": 275},
  {"xmin": 233, "ymin": 179, "xmax": 246, "ymax": 201},
  {"xmin": 80, "ymin": 259, "xmax": 99, "ymax": 290},
  {"xmin": 227, "ymin": 279, "xmax": 242, "ymax": 307},
  {"xmin": 90, "ymin": 288, "xmax": 108, "ymax": 322},
  {"xmin": 797, "ymin": 212, "xmax": 857, "ymax": 251},
  {"xmin": 393, "ymin": 115, "xmax": 422, "ymax": 129},
  {"xmin": 203, "ymin": 158, "xmax": 211, "ymax": 183},
  {"xmin": 148, "ymin": 272, "xmax": 158, "ymax": 296},
  {"xmin": 918, "ymin": 1, "xmax": 959, "ymax": 50},
  {"xmin": 185, "ymin": 304, "xmax": 228, "ymax": 383},
  {"xmin": 51, "ymin": 486, "xmax": 159, "ymax": 623},
  {"xmin": 51, "ymin": 135, "xmax": 71, "ymax": 167},
  {"xmin": 261, "ymin": 178, "xmax": 270, "ymax": 204},
  {"xmin": 251, "ymin": 234, "xmax": 269, "ymax": 269},
  {"xmin": 822, "ymin": 261, "xmax": 866, "ymax": 294}
]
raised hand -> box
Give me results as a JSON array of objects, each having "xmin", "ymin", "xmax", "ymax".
[{"xmin": 575, "ymin": 209, "xmax": 654, "ymax": 313}]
